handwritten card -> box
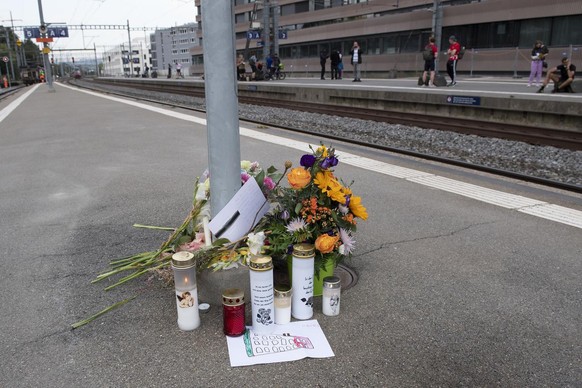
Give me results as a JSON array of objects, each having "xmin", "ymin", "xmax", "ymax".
[
  {"xmin": 208, "ymin": 178, "xmax": 270, "ymax": 242},
  {"xmin": 225, "ymin": 320, "xmax": 334, "ymax": 367}
]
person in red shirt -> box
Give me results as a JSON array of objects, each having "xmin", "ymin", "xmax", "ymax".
[
  {"xmin": 422, "ymin": 36, "xmax": 438, "ymax": 87},
  {"xmin": 446, "ymin": 35, "xmax": 461, "ymax": 87}
]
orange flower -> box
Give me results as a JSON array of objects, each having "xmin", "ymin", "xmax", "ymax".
[
  {"xmin": 315, "ymin": 234, "xmax": 340, "ymax": 254},
  {"xmin": 287, "ymin": 167, "xmax": 311, "ymax": 189},
  {"xmin": 349, "ymin": 195, "xmax": 368, "ymax": 220}
]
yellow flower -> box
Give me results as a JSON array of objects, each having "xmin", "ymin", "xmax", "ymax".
[
  {"xmin": 349, "ymin": 195, "xmax": 368, "ymax": 220},
  {"xmin": 287, "ymin": 167, "xmax": 312, "ymax": 189},
  {"xmin": 317, "ymin": 145, "xmax": 328, "ymax": 157},
  {"xmin": 314, "ymin": 172, "xmax": 345, "ymax": 203},
  {"xmin": 315, "ymin": 234, "xmax": 340, "ymax": 254},
  {"xmin": 240, "ymin": 160, "xmax": 252, "ymax": 170}
]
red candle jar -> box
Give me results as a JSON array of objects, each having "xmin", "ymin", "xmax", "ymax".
[{"xmin": 222, "ymin": 288, "xmax": 246, "ymax": 337}]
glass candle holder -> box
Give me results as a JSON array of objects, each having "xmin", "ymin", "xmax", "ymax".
[
  {"xmin": 274, "ymin": 286, "xmax": 292, "ymax": 325},
  {"xmin": 222, "ymin": 288, "xmax": 246, "ymax": 337},
  {"xmin": 171, "ymin": 252, "xmax": 200, "ymax": 331},
  {"xmin": 322, "ymin": 276, "xmax": 341, "ymax": 316},
  {"xmin": 291, "ymin": 243, "xmax": 314, "ymax": 320},
  {"xmin": 249, "ymin": 255, "xmax": 275, "ymax": 334}
]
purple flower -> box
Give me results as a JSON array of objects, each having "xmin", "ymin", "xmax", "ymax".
[
  {"xmin": 280, "ymin": 210, "xmax": 290, "ymax": 220},
  {"xmin": 263, "ymin": 176, "xmax": 275, "ymax": 191},
  {"xmin": 321, "ymin": 156, "xmax": 338, "ymax": 169},
  {"xmin": 300, "ymin": 155, "xmax": 316, "ymax": 168}
]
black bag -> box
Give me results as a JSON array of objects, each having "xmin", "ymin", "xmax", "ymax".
[
  {"xmin": 457, "ymin": 46, "xmax": 466, "ymax": 60},
  {"xmin": 422, "ymin": 48, "xmax": 433, "ymax": 61}
]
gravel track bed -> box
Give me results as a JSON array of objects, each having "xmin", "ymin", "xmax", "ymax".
[{"xmin": 76, "ymin": 79, "xmax": 582, "ymax": 187}]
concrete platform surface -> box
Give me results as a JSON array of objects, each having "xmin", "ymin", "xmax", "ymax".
[{"xmin": 0, "ymin": 83, "xmax": 581, "ymax": 387}]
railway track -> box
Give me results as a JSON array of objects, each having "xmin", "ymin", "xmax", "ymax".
[
  {"xmin": 90, "ymin": 77, "xmax": 582, "ymax": 151},
  {"xmin": 69, "ymin": 78, "xmax": 582, "ymax": 194}
]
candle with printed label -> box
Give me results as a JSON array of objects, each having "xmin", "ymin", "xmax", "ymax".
[
  {"xmin": 291, "ymin": 244, "xmax": 315, "ymax": 320},
  {"xmin": 249, "ymin": 256, "xmax": 275, "ymax": 333},
  {"xmin": 171, "ymin": 252, "xmax": 200, "ymax": 331},
  {"xmin": 322, "ymin": 276, "xmax": 341, "ymax": 316}
]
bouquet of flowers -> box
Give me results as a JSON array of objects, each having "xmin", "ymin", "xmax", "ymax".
[
  {"xmin": 73, "ymin": 146, "xmax": 367, "ymax": 327},
  {"xmin": 257, "ymin": 144, "xmax": 368, "ymax": 274}
]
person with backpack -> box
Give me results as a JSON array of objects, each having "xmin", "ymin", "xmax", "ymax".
[
  {"xmin": 446, "ymin": 35, "xmax": 461, "ymax": 87},
  {"xmin": 421, "ymin": 37, "xmax": 438, "ymax": 87},
  {"xmin": 330, "ymin": 49, "xmax": 341, "ymax": 80}
]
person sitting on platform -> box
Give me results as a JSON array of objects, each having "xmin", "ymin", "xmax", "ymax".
[{"xmin": 537, "ymin": 57, "xmax": 576, "ymax": 93}]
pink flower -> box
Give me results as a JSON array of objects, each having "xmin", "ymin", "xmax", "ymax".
[
  {"xmin": 263, "ymin": 177, "xmax": 275, "ymax": 191},
  {"xmin": 241, "ymin": 172, "xmax": 251, "ymax": 183}
]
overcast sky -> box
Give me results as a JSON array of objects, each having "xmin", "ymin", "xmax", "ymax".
[{"xmin": 1, "ymin": 0, "xmax": 197, "ymax": 59}]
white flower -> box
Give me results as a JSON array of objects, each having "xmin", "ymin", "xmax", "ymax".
[
  {"xmin": 247, "ymin": 231, "xmax": 266, "ymax": 255},
  {"xmin": 339, "ymin": 228, "xmax": 355, "ymax": 255},
  {"xmin": 240, "ymin": 160, "xmax": 252, "ymax": 171},
  {"xmin": 286, "ymin": 217, "xmax": 307, "ymax": 233},
  {"xmin": 338, "ymin": 204, "xmax": 349, "ymax": 215},
  {"xmin": 195, "ymin": 178, "xmax": 210, "ymax": 201}
]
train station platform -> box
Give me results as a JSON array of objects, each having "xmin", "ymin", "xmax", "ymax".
[
  {"xmin": 97, "ymin": 75, "xmax": 582, "ymax": 135},
  {"xmin": 1, "ymin": 82, "xmax": 581, "ymax": 387}
]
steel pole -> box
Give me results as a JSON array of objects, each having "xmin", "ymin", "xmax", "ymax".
[
  {"xmin": 36, "ymin": 0, "xmax": 55, "ymax": 92},
  {"xmin": 127, "ymin": 20, "xmax": 134, "ymax": 77},
  {"xmin": 201, "ymin": 0, "xmax": 241, "ymax": 217}
]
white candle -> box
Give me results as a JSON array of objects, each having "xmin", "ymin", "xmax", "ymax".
[{"xmin": 176, "ymin": 287, "xmax": 201, "ymax": 331}]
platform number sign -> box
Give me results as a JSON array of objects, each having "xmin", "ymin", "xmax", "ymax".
[
  {"xmin": 23, "ymin": 26, "xmax": 69, "ymax": 39},
  {"xmin": 278, "ymin": 30, "xmax": 288, "ymax": 39}
]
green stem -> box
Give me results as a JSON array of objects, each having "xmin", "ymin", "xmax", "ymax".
[{"xmin": 71, "ymin": 296, "xmax": 137, "ymax": 329}]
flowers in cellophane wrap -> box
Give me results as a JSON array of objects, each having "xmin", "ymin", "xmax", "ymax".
[{"xmin": 257, "ymin": 144, "xmax": 368, "ymax": 274}]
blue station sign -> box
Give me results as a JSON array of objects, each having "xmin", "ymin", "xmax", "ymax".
[
  {"xmin": 23, "ymin": 26, "xmax": 69, "ymax": 39},
  {"xmin": 446, "ymin": 95, "xmax": 481, "ymax": 106}
]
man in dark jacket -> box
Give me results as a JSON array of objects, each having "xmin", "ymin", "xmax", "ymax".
[{"xmin": 330, "ymin": 49, "xmax": 340, "ymax": 80}]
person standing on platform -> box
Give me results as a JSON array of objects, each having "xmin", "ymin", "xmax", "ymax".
[
  {"xmin": 175, "ymin": 62, "xmax": 183, "ymax": 78},
  {"xmin": 236, "ymin": 54, "xmax": 246, "ymax": 80},
  {"xmin": 337, "ymin": 50, "xmax": 344, "ymax": 79},
  {"xmin": 320, "ymin": 48, "xmax": 329, "ymax": 80},
  {"xmin": 330, "ymin": 49, "xmax": 340, "ymax": 80},
  {"xmin": 350, "ymin": 41, "xmax": 363, "ymax": 82},
  {"xmin": 446, "ymin": 35, "xmax": 460, "ymax": 87},
  {"xmin": 266, "ymin": 54, "xmax": 274, "ymax": 77},
  {"xmin": 167, "ymin": 63, "xmax": 172, "ymax": 79},
  {"xmin": 537, "ymin": 56, "xmax": 576, "ymax": 93},
  {"xmin": 527, "ymin": 40, "xmax": 548, "ymax": 87},
  {"xmin": 422, "ymin": 37, "xmax": 438, "ymax": 87}
]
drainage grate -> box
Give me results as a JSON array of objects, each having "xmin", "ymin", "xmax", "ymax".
[{"xmin": 335, "ymin": 263, "xmax": 358, "ymax": 291}]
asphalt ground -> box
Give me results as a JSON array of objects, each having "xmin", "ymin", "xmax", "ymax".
[{"xmin": 0, "ymin": 82, "xmax": 581, "ymax": 387}]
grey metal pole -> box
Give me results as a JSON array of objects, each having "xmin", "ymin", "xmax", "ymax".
[
  {"xmin": 512, "ymin": 46, "xmax": 519, "ymax": 78},
  {"xmin": 432, "ymin": 0, "xmax": 442, "ymax": 75},
  {"xmin": 262, "ymin": 0, "xmax": 270, "ymax": 59},
  {"xmin": 201, "ymin": 0, "xmax": 241, "ymax": 217},
  {"xmin": 3, "ymin": 27, "xmax": 16, "ymax": 83},
  {"xmin": 272, "ymin": 0, "xmax": 279, "ymax": 55},
  {"xmin": 127, "ymin": 20, "xmax": 134, "ymax": 77},
  {"xmin": 36, "ymin": 0, "xmax": 55, "ymax": 92},
  {"xmin": 93, "ymin": 43, "xmax": 98, "ymax": 77}
]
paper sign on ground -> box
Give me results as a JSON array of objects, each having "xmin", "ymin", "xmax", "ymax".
[
  {"xmin": 226, "ymin": 320, "xmax": 334, "ymax": 367},
  {"xmin": 208, "ymin": 177, "xmax": 269, "ymax": 242}
]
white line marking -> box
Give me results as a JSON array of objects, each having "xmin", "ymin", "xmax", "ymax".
[
  {"xmin": 57, "ymin": 83, "xmax": 582, "ymax": 229},
  {"xmin": 0, "ymin": 84, "xmax": 41, "ymax": 124}
]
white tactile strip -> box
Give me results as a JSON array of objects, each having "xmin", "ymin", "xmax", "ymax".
[
  {"xmin": 0, "ymin": 84, "xmax": 41, "ymax": 124},
  {"xmin": 50, "ymin": 83, "xmax": 582, "ymax": 230}
]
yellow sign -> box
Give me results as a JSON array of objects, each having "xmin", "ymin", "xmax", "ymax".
[
  {"xmin": 42, "ymin": 47, "xmax": 51, "ymax": 54},
  {"xmin": 16, "ymin": 39, "xmax": 22, "ymax": 47}
]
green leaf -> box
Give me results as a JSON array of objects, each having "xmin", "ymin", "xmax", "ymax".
[
  {"xmin": 267, "ymin": 166, "xmax": 278, "ymax": 174},
  {"xmin": 212, "ymin": 238, "xmax": 231, "ymax": 247},
  {"xmin": 294, "ymin": 202, "xmax": 302, "ymax": 215},
  {"xmin": 255, "ymin": 171, "xmax": 265, "ymax": 189}
]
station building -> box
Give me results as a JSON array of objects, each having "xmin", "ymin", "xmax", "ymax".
[
  {"xmin": 190, "ymin": 0, "xmax": 581, "ymax": 77},
  {"xmin": 149, "ymin": 23, "xmax": 199, "ymax": 76}
]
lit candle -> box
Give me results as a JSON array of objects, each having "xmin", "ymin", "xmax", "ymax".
[
  {"xmin": 203, "ymin": 216, "xmax": 212, "ymax": 247},
  {"xmin": 171, "ymin": 252, "xmax": 200, "ymax": 331}
]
